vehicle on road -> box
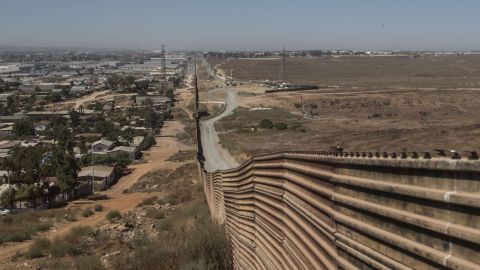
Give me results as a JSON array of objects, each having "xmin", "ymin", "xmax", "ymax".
[{"xmin": 0, "ymin": 209, "xmax": 11, "ymax": 216}]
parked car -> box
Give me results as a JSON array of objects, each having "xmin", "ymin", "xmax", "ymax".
[
  {"xmin": 122, "ymin": 168, "xmax": 133, "ymax": 176},
  {"xmin": 0, "ymin": 209, "xmax": 11, "ymax": 216}
]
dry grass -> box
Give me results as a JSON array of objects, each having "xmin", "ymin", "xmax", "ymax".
[
  {"xmin": 110, "ymin": 198, "xmax": 232, "ymax": 270},
  {"xmin": 167, "ymin": 150, "xmax": 196, "ymax": 162},
  {"xmin": 217, "ymin": 55, "xmax": 480, "ymax": 88},
  {"xmin": 173, "ymin": 107, "xmax": 196, "ymax": 146},
  {"xmin": 217, "ymin": 89, "xmax": 480, "ymax": 161},
  {"xmin": 0, "ymin": 207, "xmax": 80, "ymax": 244}
]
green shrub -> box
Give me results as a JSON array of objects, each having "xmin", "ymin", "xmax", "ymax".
[
  {"xmin": 146, "ymin": 208, "xmax": 166, "ymax": 219},
  {"xmin": 41, "ymin": 259, "xmax": 72, "ymax": 270},
  {"xmin": 155, "ymin": 219, "xmax": 172, "ymax": 232},
  {"xmin": 274, "ymin": 122, "xmax": 288, "ymax": 130},
  {"xmin": 35, "ymin": 222, "xmax": 52, "ymax": 232},
  {"xmin": 259, "ymin": 119, "xmax": 273, "ymax": 129},
  {"xmin": 26, "ymin": 238, "xmax": 50, "ymax": 258},
  {"xmin": 50, "ymin": 238, "xmax": 81, "ymax": 257},
  {"xmin": 10, "ymin": 251, "xmax": 23, "ymax": 262},
  {"xmin": 138, "ymin": 196, "xmax": 158, "ymax": 207},
  {"xmin": 49, "ymin": 226, "xmax": 93, "ymax": 258},
  {"xmin": 82, "ymin": 208, "xmax": 94, "ymax": 217},
  {"xmin": 64, "ymin": 212, "xmax": 77, "ymax": 222},
  {"xmin": 94, "ymin": 204, "xmax": 103, "ymax": 212},
  {"xmin": 74, "ymin": 255, "xmax": 103, "ymax": 270},
  {"xmin": 106, "ymin": 210, "xmax": 122, "ymax": 221},
  {"xmin": 3, "ymin": 216, "xmax": 13, "ymax": 224},
  {"xmin": 66, "ymin": 226, "xmax": 93, "ymax": 242},
  {"xmin": 164, "ymin": 194, "xmax": 178, "ymax": 206}
]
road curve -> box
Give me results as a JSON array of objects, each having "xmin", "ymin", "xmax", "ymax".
[{"xmin": 200, "ymin": 88, "xmax": 240, "ymax": 172}]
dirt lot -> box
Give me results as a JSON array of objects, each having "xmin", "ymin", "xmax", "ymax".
[
  {"xmin": 210, "ymin": 55, "xmax": 480, "ymax": 89},
  {"xmin": 215, "ymin": 86, "xmax": 480, "ymax": 162},
  {"xmin": 199, "ymin": 55, "xmax": 480, "ymax": 162}
]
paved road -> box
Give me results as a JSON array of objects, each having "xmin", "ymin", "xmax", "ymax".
[{"xmin": 200, "ymin": 87, "xmax": 240, "ymax": 172}]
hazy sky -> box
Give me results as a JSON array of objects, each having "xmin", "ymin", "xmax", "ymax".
[{"xmin": 1, "ymin": 0, "xmax": 479, "ymax": 51}]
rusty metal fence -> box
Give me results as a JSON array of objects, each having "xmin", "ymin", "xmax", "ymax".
[{"xmin": 201, "ymin": 151, "xmax": 480, "ymax": 270}]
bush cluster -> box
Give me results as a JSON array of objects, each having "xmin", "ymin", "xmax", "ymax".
[
  {"xmin": 106, "ymin": 210, "xmax": 122, "ymax": 221},
  {"xmin": 259, "ymin": 118, "xmax": 288, "ymax": 130}
]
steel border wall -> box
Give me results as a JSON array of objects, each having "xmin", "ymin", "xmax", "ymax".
[{"xmin": 201, "ymin": 151, "xmax": 480, "ymax": 270}]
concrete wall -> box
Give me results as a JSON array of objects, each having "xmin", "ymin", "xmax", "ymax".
[{"xmin": 201, "ymin": 151, "xmax": 480, "ymax": 270}]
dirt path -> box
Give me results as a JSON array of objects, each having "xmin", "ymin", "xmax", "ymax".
[
  {"xmin": 200, "ymin": 87, "xmax": 239, "ymax": 172},
  {"xmin": 0, "ymin": 109, "xmax": 192, "ymax": 264},
  {"xmin": 176, "ymin": 74, "xmax": 195, "ymax": 119},
  {"xmin": 43, "ymin": 90, "xmax": 111, "ymax": 110}
]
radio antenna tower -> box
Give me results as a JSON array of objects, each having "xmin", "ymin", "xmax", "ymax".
[
  {"xmin": 281, "ymin": 45, "xmax": 286, "ymax": 82},
  {"xmin": 161, "ymin": 44, "xmax": 167, "ymax": 79}
]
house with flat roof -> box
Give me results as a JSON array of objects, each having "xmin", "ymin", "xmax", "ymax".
[
  {"xmin": 70, "ymin": 86, "xmax": 89, "ymax": 95},
  {"xmin": 24, "ymin": 110, "xmax": 69, "ymax": 119},
  {"xmin": 0, "ymin": 125, "xmax": 13, "ymax": 137},
  {"xmin": 77, "ymin": 166, "xmax": 115, "ymax": 191},
  {"xmin": 109, "ymin": 146, "xmax": 138, "ymax": 160},
  {"xmin": 0, "ymin": 140, "xmax": 21, "ymax": 150},
  {"xmin": 135, "ymin": 95, "xmax": 171, "ymax": 111},
  {"xmin": 0, "ymin": 115, "xmax": 29, "ymax": 123},
  {"xmin": 0, "ymin": 149, "xmax": 10, "ymax": 161}
]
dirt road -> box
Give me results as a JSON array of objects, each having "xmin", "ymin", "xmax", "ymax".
[
  {"xmin": 200, "ymin": 87, "xmax": 239, "ymax": 172},
  {"xmin": 0, "ymin": 114, "xmax": 192, "ymax": 264},
  {"xmin": 44, "ymin": 90, "xmax": 111, "ymax": 110}
]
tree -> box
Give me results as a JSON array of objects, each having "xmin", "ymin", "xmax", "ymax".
[
  {"xmin": 13, "ymin": 119, "xmax": 35, "ymax": 137},
  {"xmin": 141, "ymin": 133, "xmax": 156, "ymax": 151},
  {"xmin": 78, "ymin": 136, "xmax": 88, "ymax": 154},
  {"xmin": 61, "ymin": 88, "xmax": 70, "ymax": 97},
  {"xmin": 4, "ymin": 146, "xmax": 48, "ymax": 186},
  {"xmin": 259, "ymin": 119, "xmax": 273, "ymax": 129},
  {"xmin": 48, "ymin": 93, "xmax": 62, "ymax": 103},
  {"xmin": 6, "ymin": 95, "xmax": 18, "ymax": 113},
  {"xmin": 125, "ymin": 75, "xmax": 136, "ymax": 86},
  {"xmin": 141, "ymin": 98, "xmax": 154, "ymax": 106},
  {"xmin": 15, "ymin": 184, "xmax": 44, "ymax": 209},
  {"xmin": 94, "ymin": 119, "xmax": 116, "ymax": 137},
  {"xmin": 56, "ymin": 172, "xmax": 77, "ymax": 194},
  {"xmin": 69, "ymin": 110, "xmax": 80, "ymax": 128},
  {"xmin": 52, "ymin": 123, "xmax": 73, "ymax": 151},
  {"xmin": 144, "ymin": 108, "xmax": 160, "ymax": 129},
  {"xmin": 106, "ymin": 74, "xmax": 122, "ymax": 89},
  {"xmin": 121, "ymin": 128, "xmax": 134, "ymax": 145},
  {"xmin": 0, "ymin": 187, "xmax": 16, "ymax": 209}
]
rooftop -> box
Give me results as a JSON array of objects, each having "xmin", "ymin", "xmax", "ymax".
[{"xmin": 78, "ymin": 166, "xmax": 114, "ymax": 178}]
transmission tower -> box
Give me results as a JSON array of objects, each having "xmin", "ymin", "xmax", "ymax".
[
  {"xmin": 161, "ymin": 44, "xmax": 167, "ymax": 79},
  {"xmin": 281, "ymin": 45, "xmax": 286, "ymax": 82}
]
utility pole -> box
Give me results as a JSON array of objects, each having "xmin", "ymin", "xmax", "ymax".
[
  {"xmin": 161, "ymin": 44, "xmax": 167, "ymax": 80},
  {"xmin": 282, "ymin": 45, "xmax": 286, "ymax": 82}
]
